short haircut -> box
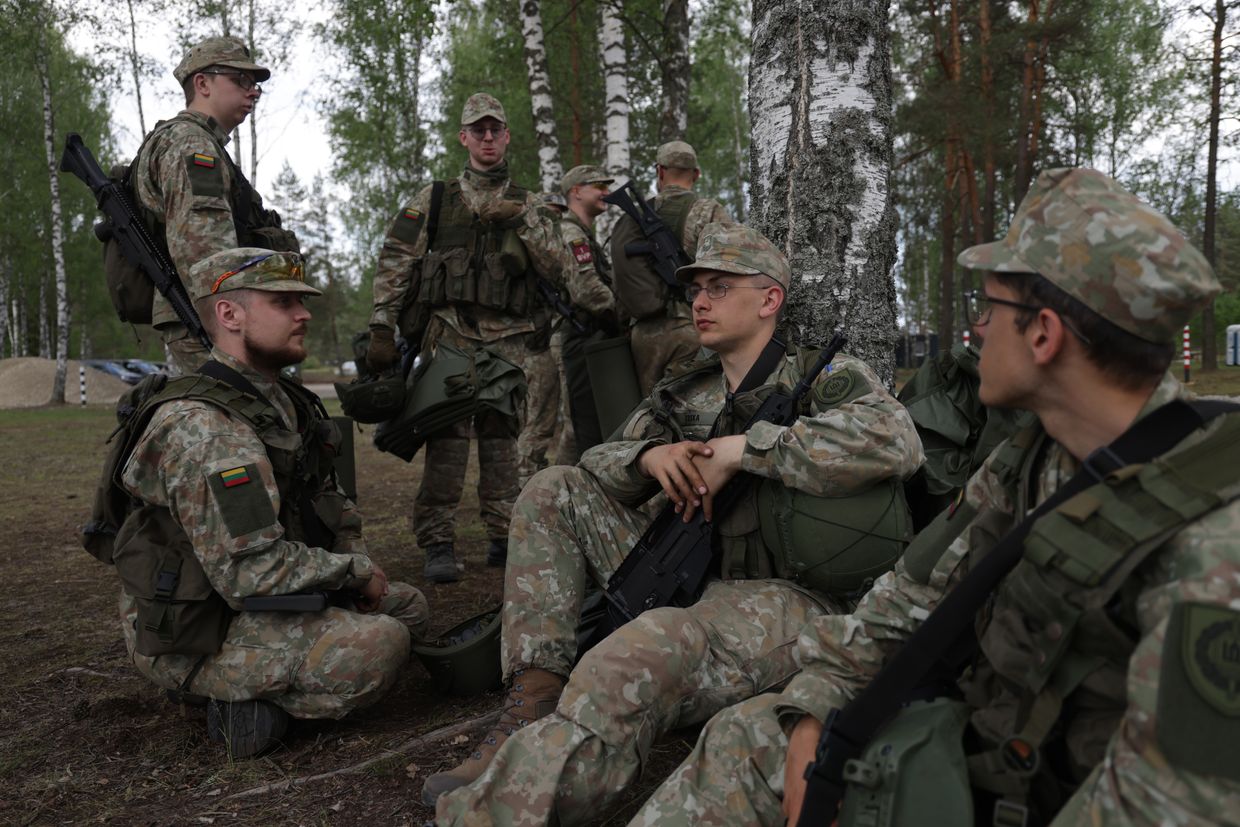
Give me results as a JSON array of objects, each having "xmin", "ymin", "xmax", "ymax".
[
  {"xmin": 990, "ymin": 272, "xmax": 1172, "ymax": 389},
  {"xmin": 194, "ymin": 288, "xmax": 251, "ymax": 335}
]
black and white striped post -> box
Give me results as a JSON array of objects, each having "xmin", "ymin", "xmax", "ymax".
[
  {"xmin": 79, "ymin": 365, "xmax": 87, "ymax": 405},
  {"xmin": 1183, "ymin": 325, "xmax": 1191, "ymax": 384}
]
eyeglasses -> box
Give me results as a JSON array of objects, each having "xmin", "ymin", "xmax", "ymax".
[
  {"xmin": 200, "ymin": 69, "xmax": 262, "ymax": 95},
  {"xmin": 684, "ymin": 278, "xmax": 770, "ymax": 302},
  {"xmin": 466, "ymin": 124, "xmax": 507, "ymax": 140},
  {"xmin": 960, "ymin": 289, "xmax": 1041, "ymax": 326}
]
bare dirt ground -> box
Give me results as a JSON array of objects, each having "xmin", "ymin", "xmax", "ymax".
[{"xmin": 0, "ymin": 401, "xmax": 690, "ymax": 826}]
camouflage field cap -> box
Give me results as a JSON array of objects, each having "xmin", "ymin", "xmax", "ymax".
[
  {"xmin": 958, "ymin": 167, "xmax": 1219, "ymax": 343},
  {"xmin": 657, "ymin": 141, "xmax": 698, "ymax": 170},
  {"xmin": 174, "ymin": 36, "xmax": 270, "ymax": 85},
  {"xmin": 676, "ymin": 223, "xmax": 791, "ymax": 288},
  {"xmin": 188, "ymin": 248, "xmax": 322, "ymax": 302},
  {"xmin": 560, "ymin": 165, "xmax": 614, "ymax": 193},
  {"xmin": 461, "ymin": 93, "xmax": 507, "ymax": 126},
  {"xmin": 540, "ymin": 192, "xmax": 568, "ymax": 210}
]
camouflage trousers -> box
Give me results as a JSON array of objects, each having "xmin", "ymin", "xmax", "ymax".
[
  {"xmin": 630, "ymin": 313, "xmax": 699, "ymax": 397},
  {"xmin": 159, "ymin": 321, "xmax": 210, "ymax": 376},
  {"xmin": 551, "ymin": 330, "xmax": 578, "ymax": 466},
  {"xmin": 515, "ymin": 341, "xmax": 561, "ymax": 487},
  {"xmin": 414, "ymin": 323, "xmax": 523, "ymax": 547},
  {"xmin": 122, "ymin": 582, "xmax": 428, "ymax": 719},
  {"xmin": 628, "ymin": 692, "xmax": 790, "ymax": 826},
  {"xmin": 436, "ymin": 465, "xmax": 826, "ymax": 827}
]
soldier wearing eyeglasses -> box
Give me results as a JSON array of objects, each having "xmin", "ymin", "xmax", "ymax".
[
  {"xmin": 364, "ymin": 93, "xmax": 575, "ymax": 584},
  {"xmin": 130, "ymin": 36, "xmax": 299, "ymax": 374}
]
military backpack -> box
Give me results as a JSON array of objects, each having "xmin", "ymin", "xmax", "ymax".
[{"xmin": 610, "ymin": 189, "xmax": 696, "ymax": 320}]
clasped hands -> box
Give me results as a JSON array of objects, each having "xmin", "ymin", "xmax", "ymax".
[{"xmin": 636, "ymin": 434, "xmax": 747, "ymax": 522}]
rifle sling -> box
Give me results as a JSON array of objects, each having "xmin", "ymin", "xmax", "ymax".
[
  {"xmin": 799, "ymin": 397, "xmax": 1240, "ymax": 826},
  {"xmin": 708, "ymin": 334, "xmax": 788, "ymax": 438}
]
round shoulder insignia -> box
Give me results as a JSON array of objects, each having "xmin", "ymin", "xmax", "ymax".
[
  {"xmin": 814, "ymin": 368, "xmax": 856, "ymax": 407},
  {"xmin": 1186, "ymin": 604, "xmax": 1240, "ymax": 715}
]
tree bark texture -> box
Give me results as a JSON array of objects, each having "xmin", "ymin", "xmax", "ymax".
[
  {"xmin": 749, "ymin": 0, "xmax": 898, "ymax": 385},
  {"xmin": 37, "ymin": 17, "xmax": 70, "ymax": 402},
  {"xmin": 658, "ymin": 0, "xmax": 691, "ymax": 143},
  {"xmin": 597, "ymin": 0, "xmax": 631, "ymax": 245},
  {"xmin": 0, "ymin": 257, "xmax": 9, "ymax": 359},
  {"xmin": 1201, "ymin": 0, "xmax": 1226, "ymax": 371},
  {"xmin": 126, "ymin": 0, "xmax": 146, "ymax": 136},
  {"xmin": 248, "ymin": 0, "xmax": 258, "ymax": 181},
  {"xmin": 521, "ymin": 0, "xmax": 563, "ymax": 192}
]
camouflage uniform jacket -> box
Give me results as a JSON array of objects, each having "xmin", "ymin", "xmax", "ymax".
[
  {"xmin": 119, "ymin": 349, "xmax": 374, "ymax": 611},
  {"xmin": 777, "ymin": 373, "xmax": 1240, "ymax": 825},
  {"xmin": 560, "ymin": 211, "xmax": 614, "ymax": 317},
  {"xmin": 132, "ymin": 111, "xmax": 243, "ymax": 328},
  {"xmin": 577, "ymin": 346, "xmax": 923, "ymax": 531},
  {"xmin": 369, "ymin": 164, "xmax": 574, "ymax": 342}
]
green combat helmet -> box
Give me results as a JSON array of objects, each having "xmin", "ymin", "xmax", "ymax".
[{"xmin": 412, "ymin": 607, "xmax": 503, "ymax": 696}]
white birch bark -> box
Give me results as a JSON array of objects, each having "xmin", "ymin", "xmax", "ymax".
[
  {"xmin": 520, "ymin": 0, "xmax": 563, "ymax": 192},
  {"xmin": 658, "ymin": 0, "xmax": 690, "ymax": 143},
  {"xmin": 596, "ymin": 0, "xmax": 631, "ymax": 244},
  {"xmin": 37, "ymin": 17, "xmax": 71, "ymax": 401},
  {"xmin": 749, "ymin": 0, "xmax": 898, "ymax": 385},
  {"xmin": 38, "ymin": 277, "xmax": 49, "ymax": 358}
]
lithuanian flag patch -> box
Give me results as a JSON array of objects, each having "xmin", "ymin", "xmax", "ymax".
[
  {"xmin": 192, "ymin": 153, "xmax": 216, "ymax": 168},
  {"xmin": 220, "ymin": 466, "xmax": 252, "ymax": 488},
  {"xmin": 403, "ymin": 207, "xmax": 422, "ymax": 221}
]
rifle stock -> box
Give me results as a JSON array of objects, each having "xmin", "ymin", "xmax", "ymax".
[
  {"xmin": 584, "ymin": 333, "xmax": 847, "ymax": 651},
  {"xmin": 60, "ymin": 133, "xmax": 211, "ymax": 350}
]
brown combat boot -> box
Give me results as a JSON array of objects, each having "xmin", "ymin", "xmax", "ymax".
[{"xmin": 421, "ymin": 667, "xmax": 565, "ymax": 806}]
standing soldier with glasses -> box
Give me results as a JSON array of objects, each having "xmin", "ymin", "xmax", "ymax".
[
  {"xmin": 131, "ymin": 36, "xmax": 299, "ymax": 374},
  {"xmin": 364, "ymin": 93, "xmax": 574, "ymax": 583}
]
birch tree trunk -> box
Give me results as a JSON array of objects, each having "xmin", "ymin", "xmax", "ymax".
[
  {"xmin": 749, "ymin": 0, "xmax": 898, "ymax": 385},
  {"xmin": 597, "ymin": 0, "xmax": 631, "ymax": 244},
  {"xmin": 1200, "ymin": 0, "xmax": 1228, "ymax": 372},
  {"xmin": 36, "ymin": 17, "xmax": 70, "ymax": 401},
  {"xmin": 658, "ymin": 0, "xmax": 690, "ymax": 143},
  {"xmin": 520, "ymin": 0, "xmax": 563, "ymax": 192},
  {"xmin": 126, "ymin": 0, "xmax": 146, "ymax": 135},
  {"xmin": 0, "ymin": 257, "xmax": 9, "ymax": 359}
]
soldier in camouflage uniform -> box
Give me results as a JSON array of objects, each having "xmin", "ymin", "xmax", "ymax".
[
  {"xmin": 555, "ymin": 164, "xmax": 620, "ymax": 462},
  {"xmin": 117, "ymin": 248, "xmax": 428, "ymax": 760},
  {"xmin": 364, "ymin": 93, "xmax": 574, "ymax": 581},
  {"xmin": 631, "ymin": 168, "xmax": 1240, "ymax": 827},
  {"xmin": 426, "ymin": 224, "xmax": 924, "ymax": 822},
  {"xmin": 132, "ymin": 36, "xmax": 299, "ymax": 374},
  {"xmin": 612, "ymin": 140, "xmax": 735, "ymax": 396}
]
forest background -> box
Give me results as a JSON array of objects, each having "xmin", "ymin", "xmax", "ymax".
[{"xmin": 1, "ymin": 0, "xmax": 1237, "ymax": 387}]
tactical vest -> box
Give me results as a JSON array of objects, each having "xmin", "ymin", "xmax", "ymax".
[
  {"xmin": 414, "ymin": 179, "xmax": 545, "ymax": 321},
  {"xmin": 611, "ymin": 190, "xmax": 696, "ymax": 320},
  {"xmin": 84, "ymin": 369, "xmax": 346, "ymax": 658},
  {"xmin": 646, "ymin": 346, "xmax": 911, "ymax": 601},
  {"xmin": 901, "ymin": 410, "xmax": 1240, "ymax": 823}
]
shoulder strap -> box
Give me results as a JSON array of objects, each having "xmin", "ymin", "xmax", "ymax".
[
  {"xmin": 799, "ymin": 398, "xmax": 1240, "ymax": 826},
  {"xmin": 427, "ymin": 180, "xmax": 446, "ymax": 250}
]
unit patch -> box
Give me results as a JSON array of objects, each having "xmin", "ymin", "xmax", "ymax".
[
  {"xmin": 192, "ymin": 153, "xmax": 216, "ymax": 168},
  {"xmin": 571, "ymin": 240, "xmax": 593, "ymax": 265},
  {"xmin": 185, "ymin": 151, "xmax": 225, "ymax": 198},
  {"xmin": 814, "ymin": 367, "xmax": 856, "ymax": 407},
  {"xmin": 390, "ymin": 203, "xmax": 426, "ymax": 245},
  {"xmin": 403, "ymin": 207, "xmax": 422, "ymax": 221},
  {"xmin": 220, "ymin": 466, "xmax": 252, "ymax": 488},
  {"xmin": 207, "ymin": 462, "xmax": 277, "ymax": 538},
  {"xmin": 1185, "ymin": 603, "xmax": 1240, "ymax": 715}
]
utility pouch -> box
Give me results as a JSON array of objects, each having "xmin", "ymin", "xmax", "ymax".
[
  {"xmin": 499, "ymin": 227, "xmax": 529, "ymax": 275},
  {"xmin": 113, "ymin": 505, "xmax": 233, "ymax": 656},
  {"xmin": 477, "ymin": 252, "xmax": 511, "ymax": 311},
  {"xmin": 838, "ymin": 698, "xmax": 974, "ymax": 827},
  {"xmin": 419, "ymin": 248, "xmax": 457, "ymax": 307}
]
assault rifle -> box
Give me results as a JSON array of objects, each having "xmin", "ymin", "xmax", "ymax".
[
  {"xmin": 602, "ymin": 181, "xmax": 691, "ymax": 291},
  {"xmin": 59, "ymin": 133, "xmax": 211, "ymax": 350},
  {"xmin": 537, "ymin": 277, "xmax": 589, "ymax": 335},
  {"xmin": 580, "ymin": 332, "xmax": 847, "ymax": 653}
]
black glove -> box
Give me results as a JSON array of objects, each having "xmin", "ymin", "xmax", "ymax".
[{"xmin": 366, "ymin": 325, "xmax": 399, "ymax": 373}]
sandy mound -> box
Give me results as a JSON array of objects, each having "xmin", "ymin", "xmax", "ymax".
[{"xmin": 0, "ymin": 357, "xmax": 132, "ymax": 408}]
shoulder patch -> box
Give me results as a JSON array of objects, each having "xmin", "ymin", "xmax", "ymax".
[
  {"xmin": 207, "ymin": 462, "xmax": 277, "ymax": 538},
  {"xmin": 185, "ymin": 152, "xmax": 225, "ymax": 199},
  {"xmin": 1156, "ymin": 601, "xmax": 1240, "ymax": 782},
  {"xmin": 390, "ymin": 204, "xmax": 426, "ymax": 246},
  {"xmin": 571, "ymin": 239, "xmax": 593, "ymax": 264},
  {"xmin": 814, "ymin": 367, "xmax": 857, "ymax": 407}
]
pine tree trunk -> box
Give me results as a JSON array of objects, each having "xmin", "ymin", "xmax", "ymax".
[
  {"xmin": 126, "ymin": 0, "xmax": 146, "ymax": 135},
  {"xmin": 597, "ymin": 0, "xmax": 631, "ymax": 244},
  {"xmin": 248, "ymin": 0, "xmax": 258, "ymax": 181},
  {"xmin": 749, "ymin": 0, "xmax": 898, "ymax": 385},
  {"xmin": 658, "ymin": 0, "xmax": 690, "ymax": 143},
  {"xmin": 37, "ymin": 21, "xmax": 70, "ymax": 401},
  {"xmin": 520, "ymin": 0, "xmax": 563, "ymax": 192},
  {"xmin": 1201, "ymin": 0, "xmax": 1225, "ymax": 372}
]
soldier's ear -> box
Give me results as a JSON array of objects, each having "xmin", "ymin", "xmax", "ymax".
[{"xmin": 758, "ymin": 283, "xmax": 784, "ymax": 320}]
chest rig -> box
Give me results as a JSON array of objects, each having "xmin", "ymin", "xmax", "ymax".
[
  {"xmin": 415, "ymin": 179, "xmax": 544, "ymax": 322},
  {"xmin": 87, "ymin": 367, "xmax": 344, "ymax": 658},
  {"xmin": 646, "ymin": 346, "xmax": 911, "ymax": 600}
]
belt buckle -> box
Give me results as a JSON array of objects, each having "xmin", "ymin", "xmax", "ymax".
[{"xmin": 992, "ymin": 799, "xmax": 1029, "ymax": 827}]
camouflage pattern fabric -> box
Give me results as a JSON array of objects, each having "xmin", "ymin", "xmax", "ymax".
[
  {"xmin": 560, "ymin": 213, "xmax": 615, "ymax": 317},
  {"xmin": 551, "ymin": 329, "xmax": 578, "ymax": 465},
  {"xmin": 118, "ymin": 349, "xmax": 428, "ymax": 718},
  {"xmin": 413, "ymin": 320, "xmax": 523, "ymax": 548},
  {"xmin": 636, "ymin": 374, "xmax": 1240, "ymax": 826},
  {"xmin": 656, "ymin": 141, "xmax": 698, "ymax": 170},
  {"xmin": 559, "ymin": 164, "xmax": 614, "ymax": 193},
  {"xmin": 174, "ymin": 35, "xmax": 269, "ymax": 84},
  {"xmin": 957, "ymin": 167, "xmax": 1220, "ymax": 344},
  {"xmin": 461, "ymin": 92, "xmax": 506, "ymax": 125},
  {"xmin": 515, "ymin": 343, "xmax": 560, "ymax": 487},
  {"xmin": 675, "ymin": 222, "xmax": 792, "ymax": 288},
  {"xmin": 434, "ymin": 349, "xmax": 923, "ymax": 826},
  {"xmin": 628, "ymin": 185, "xmax": 733, "ymax": 395}
]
